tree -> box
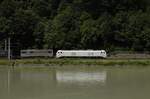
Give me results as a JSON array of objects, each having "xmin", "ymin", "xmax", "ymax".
[
  {"xmin": 0, "ymin": 0, "xmax": 150, "ymax": 51},
  {"xmin": 10, "ymin": 9, "xmax": 39, "ymax": 49},
  {"xmin": 45, "ymin": 6, "xmax": 80, "ymax": 50}
]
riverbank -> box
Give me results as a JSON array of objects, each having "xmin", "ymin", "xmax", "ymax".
[{"xmin": 0, "ymin": 58, "xmax": 150, "ymax": 66}]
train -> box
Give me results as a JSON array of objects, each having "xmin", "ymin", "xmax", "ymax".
[
  {"xmin": 56, "ymin": 50, "xmax": 107, "ymax": 58},
  {"xmin": 0, "ymin": 50, "xmax": 7, "ymax": 57},
  {"xmin": 21, "ymin": 49, "xmax": 53, "ymax": 58},
  {"xmin": 13, "ymin": 49, "xmax": 107, "ymax": 58}
]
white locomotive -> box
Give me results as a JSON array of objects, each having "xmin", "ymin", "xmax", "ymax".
[{"xmin": 56, "ymin": 50, "xmax": 107, "ymax": 58}]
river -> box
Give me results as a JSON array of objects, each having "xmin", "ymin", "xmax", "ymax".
[{"xmin": 0, "ymin": 66, "xmax": 150, "ymax": 99}]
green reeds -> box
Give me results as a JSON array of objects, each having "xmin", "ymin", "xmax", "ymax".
[{"xmin": 0, "ymin": 58, "xmax": 150, "ymax": 66}]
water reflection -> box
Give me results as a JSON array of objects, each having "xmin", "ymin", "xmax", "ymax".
[
  {"xmin": 56, "ymin": 71, "xmax": 107, "ymax": 85},
  {"xmin": 0, "ymin": 68, "xmax": 107, "ymax": 99},
  {"xmin": 0, "ymin": 67, "xmax": 150, "ymax": 99}
]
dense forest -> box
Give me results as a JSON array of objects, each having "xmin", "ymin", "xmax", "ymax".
[{"xmin": 0, "ymin": 0, "xmax": 150, "ymax": 52}]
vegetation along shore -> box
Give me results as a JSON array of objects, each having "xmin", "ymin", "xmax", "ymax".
[{"xmin": 1, "ymin": 58, "xmax": 150, "ymax": 66}]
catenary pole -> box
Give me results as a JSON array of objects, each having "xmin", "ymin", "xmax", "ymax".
[
  {"xmin": 8, "ymin": 37, "xmax": 11, "ymax": 60},
  {"xmin": 5, "ymin": 39, "xmax": 7, "ymax": 51}
]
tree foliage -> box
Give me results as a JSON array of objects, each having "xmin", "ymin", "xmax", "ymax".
[{"xmin": 0, "ymin": 0, "xmax": 150, "ymax": 51}]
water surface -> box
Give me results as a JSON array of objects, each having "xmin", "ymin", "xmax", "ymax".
[{"xmin": 0, "ymin": 66, "xmax": 150, "ymax": 99}]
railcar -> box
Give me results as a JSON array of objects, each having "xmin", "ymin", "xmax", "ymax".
[
  {"xmin": 0, "ymin": 50, "xmax": 7, "ymax": 57},
  {"xmin": 21, "ymin": 49, "xmax": 53, "ymax": 58}
]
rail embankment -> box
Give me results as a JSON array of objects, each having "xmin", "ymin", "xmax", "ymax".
[
  {"xmin": 108, "ymin": 51, "xmax": 150, "ymax": 59},
  {"xmin": 0, "ymin": 58, "xmax": 150, "ymax": 66},
  {"xmin": 1, "ymin": 51, "xmax": 150, "ymax": 66}
]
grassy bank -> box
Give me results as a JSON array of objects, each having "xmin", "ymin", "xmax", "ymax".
[{"xmin": 0, "ymin": 58, "xmax": 150, "ymax": 66}]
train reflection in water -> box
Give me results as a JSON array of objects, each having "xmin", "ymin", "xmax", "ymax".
[
  {"xmin": 19, "ymin": 70, "xmax": 107, "ymax": 85},
  {"xmin": 56, "ymin": 71, "xmax": 107, "ymax": 85}
]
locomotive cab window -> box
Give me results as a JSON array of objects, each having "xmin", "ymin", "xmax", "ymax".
[
  {"xmin": 22, "ymin": 52, "xmax": 26, "ymax": 54},
  {"xmin": 48, "ymin": 51, "xmax": 52, "ymax": 53},
  {"xmin": 30, "ymin": 51, "xmax": 34, "ymax": 53}
]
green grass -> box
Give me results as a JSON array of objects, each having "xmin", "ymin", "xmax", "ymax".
[
  {"xmin": 0, "ymin": 58, "xmax": 150, "ymax": 66},
  {"xmin": 0, "ymin": 59, "xmax": 12, "ymax": 65}
]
